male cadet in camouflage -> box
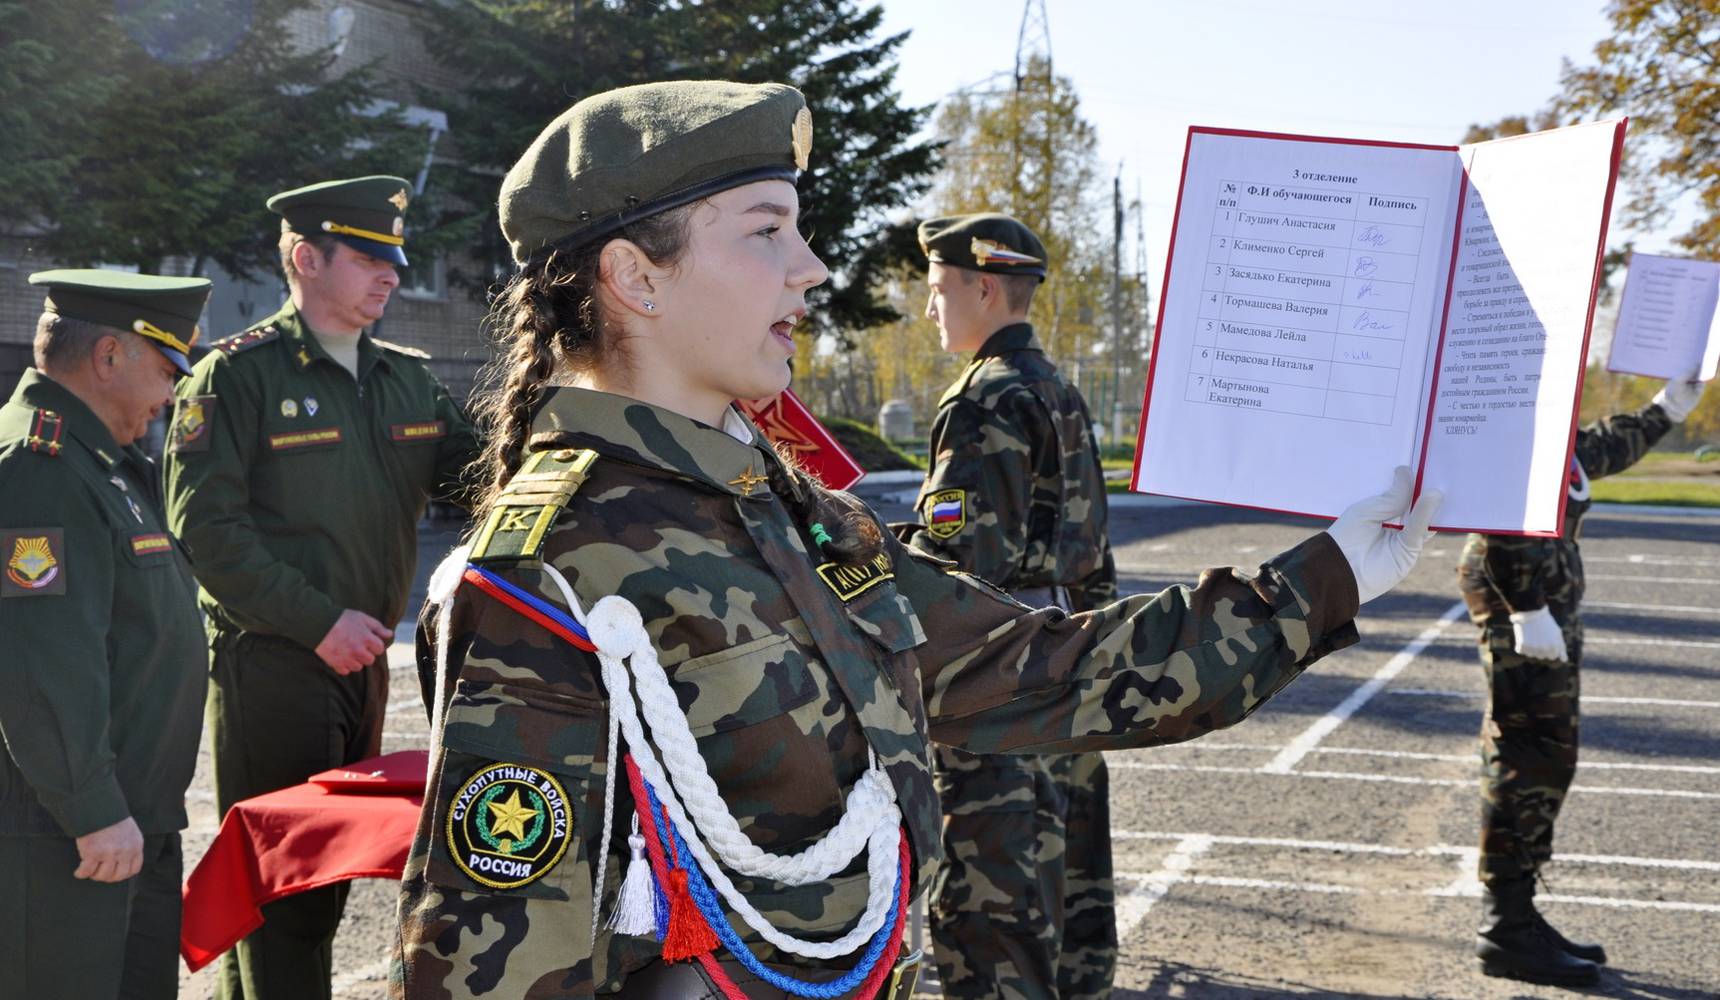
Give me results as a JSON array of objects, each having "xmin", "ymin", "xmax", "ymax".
[
  {"xmin": 392, "ymin": 79, "xmax": 1438, "ymax": 1000},
  {"xmin": 0, "ymin": 270, "xmax": 210, "ymax": 997},
  {"xmin": 164, "ymin": 176, "xmax": 478, "ymax": 1000},
  {"xmin": 896, "ymin": 213, "xmax": 1119, "ymax": 1000},
  {"xmin": 1458, "ymin": 376, "xmax": 1706, "ymax": 987}
]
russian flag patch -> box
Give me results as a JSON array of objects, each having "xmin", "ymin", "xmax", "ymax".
[{"xmin": 923, "ymin": 488, "xmax": 966, "ymax": 539}]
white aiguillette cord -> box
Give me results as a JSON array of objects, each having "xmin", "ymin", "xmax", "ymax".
[{"xmin": 539, "ymin": 564, "xmax": 901, "ymax": 959}]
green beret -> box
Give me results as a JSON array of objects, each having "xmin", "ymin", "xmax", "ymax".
[
  {"xmin": 918, "ymin": 213, "xmax": 1048, "ymax": 281},
  {"xmin": 30, "ymin": 269, "xmax": 212, "ymax": 376},
  {"xmin": 500, "ymin": 80, "xmax": 812, "ymax": 264},
  {"xmin": 267, "ymin": 175, "xmax": 413, "ymax": 267}
]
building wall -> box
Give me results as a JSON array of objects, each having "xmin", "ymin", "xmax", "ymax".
[{"xmin": 1, "ymin": 0, "xmax": 495, "ymax": 404}]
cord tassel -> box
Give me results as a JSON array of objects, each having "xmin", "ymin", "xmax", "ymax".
[
  {"xmin": 662, "ymin": 867, "xmax": 719, "ymax": 960},
  {"xmin": 606, "ymin": 822, "xmax": 659, "ymax": 938}
]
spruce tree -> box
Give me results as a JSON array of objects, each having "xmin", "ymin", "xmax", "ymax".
[
  {"xmin": 1, "ymin": 0, "xmax": 416, "ymax": 277},
  {"xmin": 414, "ymin": 0, "xmax": 939, "ymax": 339}
]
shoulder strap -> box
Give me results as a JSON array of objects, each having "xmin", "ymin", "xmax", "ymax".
[
  {"xmin": 25, "ymin": 408, "xmax": 65, "ymax": 456},
  {"xmin": 213, "ymin": 324, "xmax": 280, "ymax": 356},
  {"xmin": 372, "ymin": 338, "xmax": 431, "ymax": 360},
  {"xmin": 469, "ymin": 448, "xmax": 599, "ymax": 562}
]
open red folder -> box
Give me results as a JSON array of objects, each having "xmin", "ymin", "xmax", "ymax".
[
  {"xmin": 738, "ymin": 387, "xmax": 865, "ymax": 490},
  {"xmin": 1132, "ymin": 120, "xmax": 1627, "ymax": 536}
]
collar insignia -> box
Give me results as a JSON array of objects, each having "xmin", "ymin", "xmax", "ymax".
[{"xmin": 728, "ymin": 464, "xmax": 769, "ymax": 496}]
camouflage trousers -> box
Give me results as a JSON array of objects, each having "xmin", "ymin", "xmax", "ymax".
[
  {"xmin": 1475, "ymin": 616, "xmax": 1583, "ymax": 887},
  {"xmin": 930, "ymin": 746, "xmax": 1115, "ymax": 1000}
]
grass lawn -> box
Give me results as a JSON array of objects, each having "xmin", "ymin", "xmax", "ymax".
[{"xmin": 1589, "ymin": 478, "xmax": 1720, "ymax": 507}]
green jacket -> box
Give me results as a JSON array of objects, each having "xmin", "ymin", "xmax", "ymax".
[
  {"xmin": 898, "ymin": 323, "xmax": 1117, "ymax": 610},
  {"xmin": 1457, "ymin": 401, "xmax": 1673, "ymax": 628},
  {"xmin": 164, "ymin": 302, "xmax": 478, "ymax": 649},
  {"xmin": 394, "ymin": 387, "xmax": 1359, "ymax": 998},
  {"xmin": 0, "ymin": 370, "xmax": 205, "ymax": 837}
]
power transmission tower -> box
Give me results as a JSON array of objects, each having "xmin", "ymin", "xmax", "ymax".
[{"xmin": 1010, "ymin": 0, "xmax": 1052, "ymax": 223}]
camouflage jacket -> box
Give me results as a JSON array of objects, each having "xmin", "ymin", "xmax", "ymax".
[
  {"xmin": 896, "ymin": 324, "xmax": 1117, "ymax": 611},
  {"xmin": 1457, "ymin": 401, "xmax": 1673, "ymax": 627},
  {"xmin": 394, "ymin": 387, "xmax": 1359, "ymax": 998}
]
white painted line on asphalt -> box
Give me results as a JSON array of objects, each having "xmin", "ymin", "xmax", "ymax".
[
  {"xmin": 1116, "ymin": 830, "xmax": 1720, "ymax": 876},
  {"xmin": 1587, "ymin": 600, "xmax": 1720, "ymax": 616},
  {"xmin": 1259, "ymin": 601, "xmax": 1468, "ymax": 774},
  {"xmin": 1305, "ymin": 745, "xmax": 1720, "ymax": 776},
  {"xmin": 1114, "ymin": 830, "xmax": 1419, "ymax": 856},
  {"xmin": 1586, "ymin": 635, "xmax": 1720, "ymax": 649},
  {"xmin": 1113, "ymin": 834, "xmax": 1213, "ymax": 942},
  {"xmin": 1587, "ymin": 553, "xmax": 1720, "ymax": 567},
  {"xmin": 1141, "ymin": 742, "xmax": 1720, "ymax": 775},
  {"xmin": 1112, "ymin": 868, "xmax": 1720, "ymax": 914},
  {"xmin": 1109, "ymin": 761, "xmax": 1720, "ymax": 799},
  {"xmin": 1388, "ymin": 687, "xmax": 1720, "ymax": 709},
  {"xmin": 1590, "ymin": 573, "xmax": 1720, "ymax": 585}
]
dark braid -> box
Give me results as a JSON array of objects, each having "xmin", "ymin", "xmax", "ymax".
[
  {"xmin": 467, "ymin": 207, "xmax": 697, "ymax": 532},
  {"xmin": 765, "ymin": 445, "xmax": 884, "ymax": 567}
]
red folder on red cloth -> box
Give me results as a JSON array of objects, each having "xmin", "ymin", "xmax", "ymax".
[
  {"xmin": 738, "ymin": 388, "xmax": 865, "ymax": 490},
  {"xmin": 180, "ymin": 750, "xmax": 428, "ymax": 972}
]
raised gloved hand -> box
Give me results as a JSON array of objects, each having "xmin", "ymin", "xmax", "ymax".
[
  {"xmin": 1509, "ymin": 606, "xmax": 1568, "ymax": 661},
  {"xmin": 1652, "ymin": 377, "xmax": 1706, "ymax": 423},
  {"xmin": 1325, "ymin": 466, "xmax": 1444, "ymax": 605}
]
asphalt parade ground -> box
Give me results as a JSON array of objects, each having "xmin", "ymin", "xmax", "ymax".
[{"xmin": 177, "ymin": 497, "xmax": 1719, "ymax": 998}]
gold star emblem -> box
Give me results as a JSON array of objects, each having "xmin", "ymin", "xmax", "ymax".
[
  {"xmin": 729, "ymin": 465, "xmax": 769, "ymax": 496},
  {"xmin": 486, "ymin": 789, "xmax": 540, "ymax": 844},
  {"xmin": 389, "ymin": 188, "xmax": 410, "ymax": 211}
]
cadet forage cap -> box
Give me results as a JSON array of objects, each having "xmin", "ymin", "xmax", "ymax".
[
  {"xmin": 267, "ymin": 175, "xmax": 414, "ymax": 267},
  {"xmin": 500, "ymin": 80, "xmax": 813, "ymax": 264},
  {"xmin": 918, "ymin": 213, "xmax": 1048, "ymax": 281},
  {"xmin": 30, "ymin": 269, "xmax": 212, "ymax": 376}
]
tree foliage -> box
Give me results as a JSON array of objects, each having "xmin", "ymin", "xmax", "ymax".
[
  {"xmin": 1467, "ymin": 0, "xmax": 1720, "ymax": 257},
  {"xmin": 0, "ymin": 0, "xmax": 416, "ymax": 277},
  {"xmin": 1464, "ymin": 1, "xmax": 1720, "ymax": 442},
  {"xmin": 818, "ymin": 56, "xmax": 1144, "ymax": 432},
  {"xmin": 413, "ymin": 0, "xmax": 940, "ymax": 339}
]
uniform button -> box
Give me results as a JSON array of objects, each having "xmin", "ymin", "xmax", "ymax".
[{"xmin": 552, "ymin": 449, "xmax": 576, "ymax": 461}]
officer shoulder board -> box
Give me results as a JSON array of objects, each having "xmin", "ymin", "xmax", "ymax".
[
  {"xmin": 24, "ymin": 408, "xmax": 65, "ymax": 457},
  {"xmin": 469, "ymin": 448, "xmax": 598, "ymax": 562},
  {"xmin": 372, "ymin": 338, "xmax": 430, "ymax": 360},
  {"xmin": 213, "ymin": 324, "xmax": 280, "ymax": 356}
]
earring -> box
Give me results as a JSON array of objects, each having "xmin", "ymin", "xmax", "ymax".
[{"xmin": 642, "ymin": 300, "xmax": 656, "ymax": 311}]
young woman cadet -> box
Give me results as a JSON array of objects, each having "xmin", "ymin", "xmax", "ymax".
[{"xmin": 391, "ymin": 81, "xmax": 1441, "ymax": 1000}]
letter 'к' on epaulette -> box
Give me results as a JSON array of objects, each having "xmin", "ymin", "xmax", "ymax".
[{"xmin": 469, "ymin": 448, "xmax": 598, "ymax": 562}]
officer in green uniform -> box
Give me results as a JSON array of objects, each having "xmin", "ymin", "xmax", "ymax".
[
  {"xmin": 0, "ymin": 270, "xmax": 210, "ymax": 998},
  {"xmin": 163, "ymin": 176, "xmax": 479, "ymax": 1000},
  {"xmin": 1457, "ymin": 376, "xmax": 1706, "ymax": 987},
  {"xmin": 896, "ymin": 213, "xmax": 1118, "ymax": 1000},
  {"xmin": 390, "ymin": 80, "xmax": 1442, "ymax": 999}
]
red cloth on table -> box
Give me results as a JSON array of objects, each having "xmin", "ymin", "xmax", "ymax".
[{"xmin": 179, "ymin": 750, "xmax": 428, "ymax": 972}]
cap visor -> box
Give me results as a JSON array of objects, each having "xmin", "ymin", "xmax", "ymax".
[
  {"xmin": 336, "ymin": 234, "xmax": 408, "ymax": 267},
  {"xmin": 158, "ymin": 345, "xmax": 193, "ymax": 377}
]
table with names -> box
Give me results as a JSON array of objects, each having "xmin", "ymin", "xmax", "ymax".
[{"xmin": 1187, "ymin": 179, "xmax": 1429, "ymax": 425}]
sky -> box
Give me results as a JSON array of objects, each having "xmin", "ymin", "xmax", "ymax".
[{"xmin": 872, "ymin": 0, "xmax": 1660, "ymax": 301}]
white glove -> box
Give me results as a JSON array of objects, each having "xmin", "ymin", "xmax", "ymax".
[
  {"xmin": 1652, "ymin": 377, "xmax": 1705, "ymax": 423},
  {"xmin": 1509, "ymin": 607, "xmax": 1568, "ymax": 662},
  {"xmin": 1325, "ymin": 466, "xmax": 1444, "ymax": 605}
]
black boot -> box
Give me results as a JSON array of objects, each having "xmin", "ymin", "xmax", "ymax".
[
  {"xmin": 1477, "ymin": 878, "xmax": 1599, "ymax": 986},
  {"xmin": 1533, "ymin": 906, "xmax": 1607, "ymax": 965}
]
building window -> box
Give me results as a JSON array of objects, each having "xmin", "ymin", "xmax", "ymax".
[{"xmin": 399, "ymin": 254, "xmax": 447, "ymax": 301}]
